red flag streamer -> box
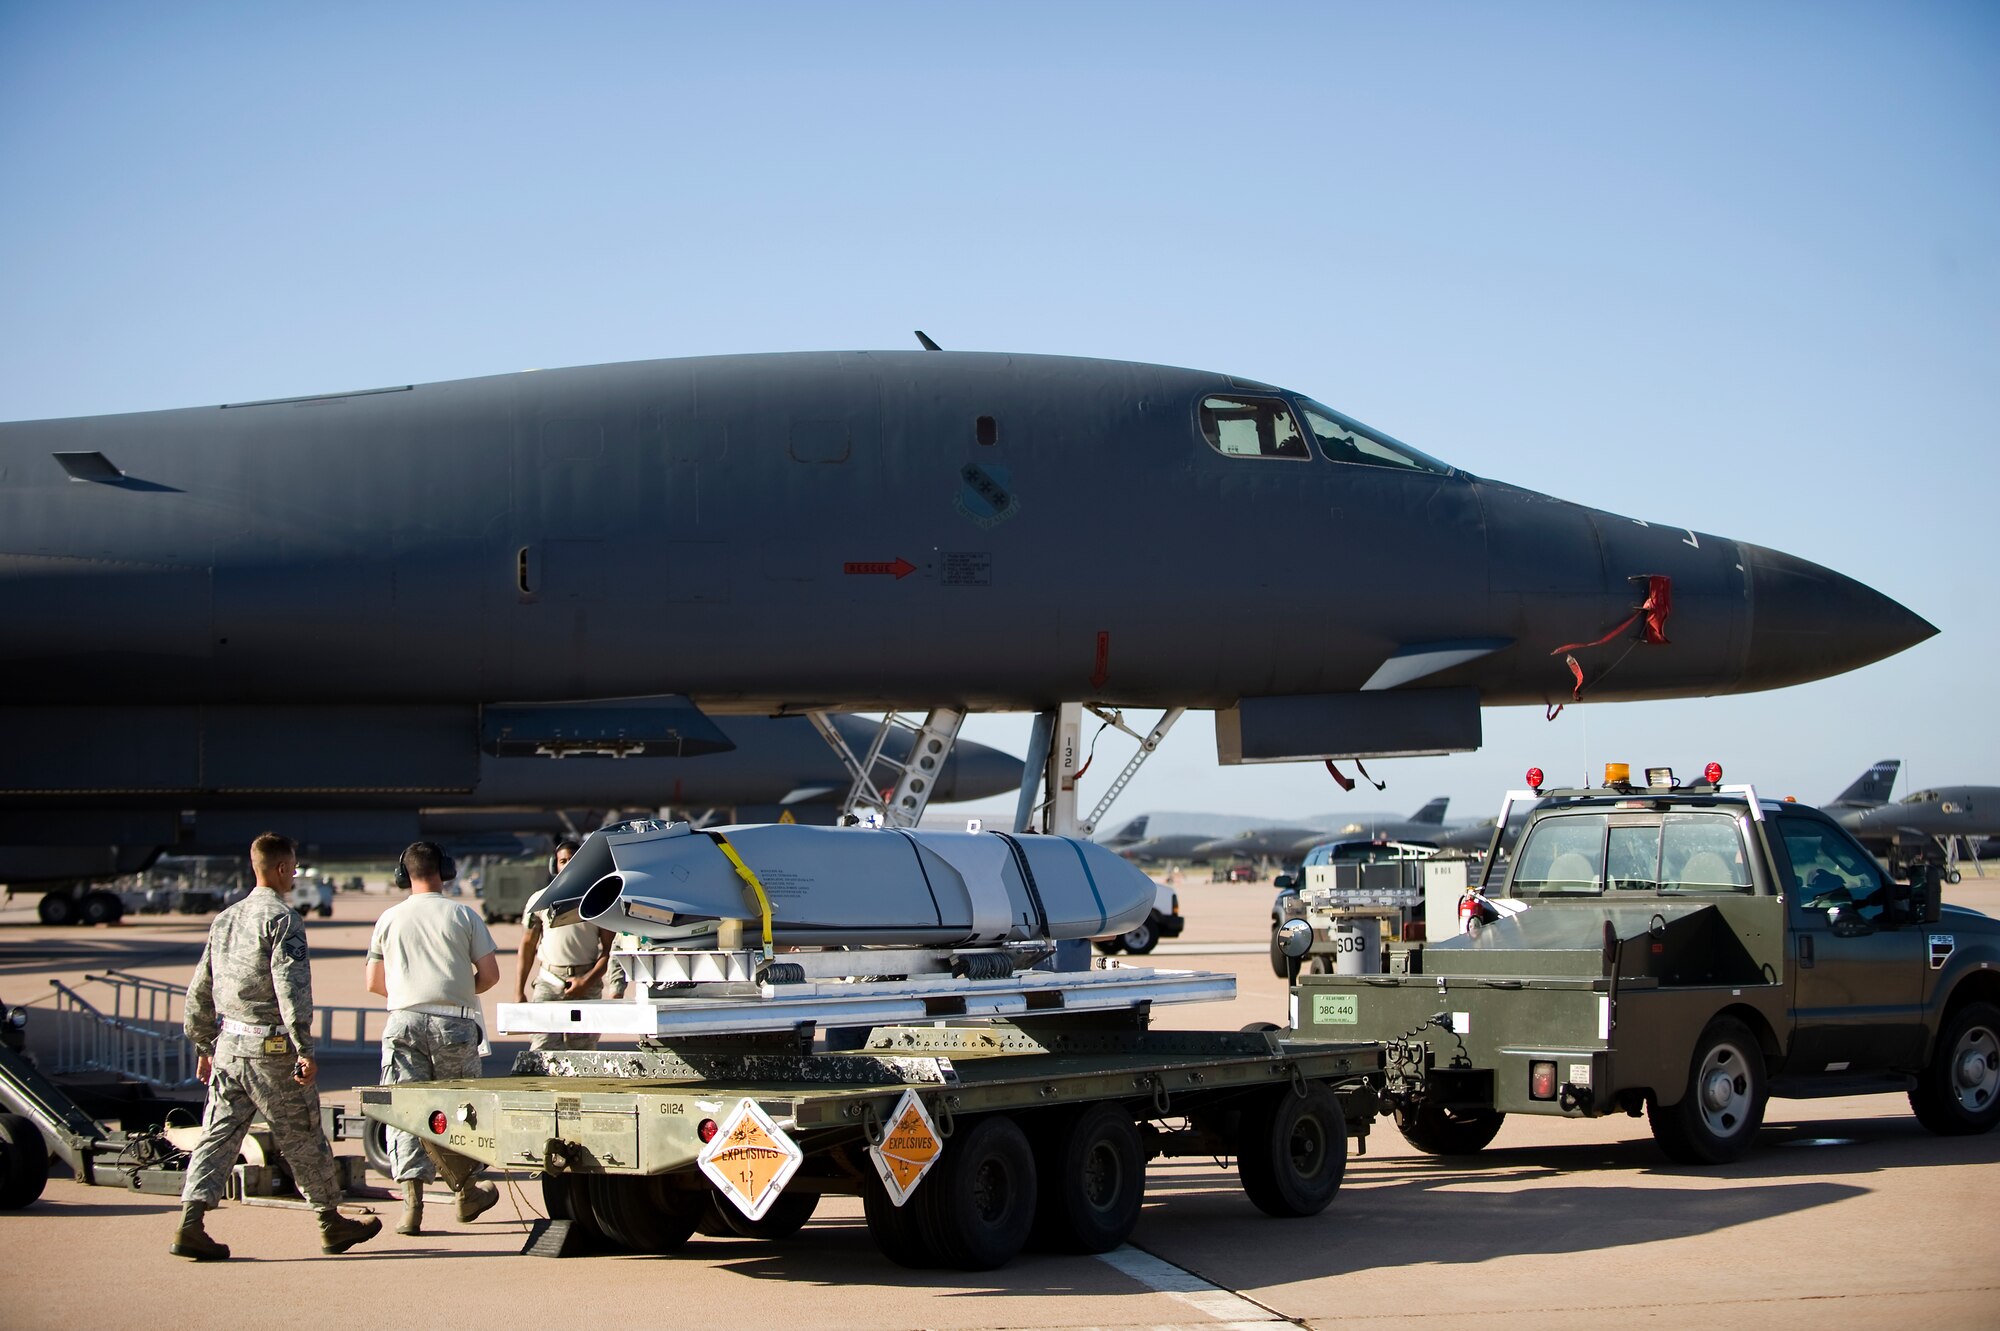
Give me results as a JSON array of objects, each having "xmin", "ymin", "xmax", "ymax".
[
  {"xmin": 1549, "ymin": 575, "xmax": 1673, "ymax": 702},
  {"xmin": 1324, "ymin": 760, "xmax": 1356, "ymax": 792}
]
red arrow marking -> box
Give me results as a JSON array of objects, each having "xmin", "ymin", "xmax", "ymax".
[
  {"xmin": 1090, "ymin": 631, "xmax": 1110, "ymax": 690},
  {"xmin": 844, "ymin": 558, "xmax": 917, "ymax": 579}
]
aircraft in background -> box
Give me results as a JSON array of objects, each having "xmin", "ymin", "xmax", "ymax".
[
  {"xmin": 1838, "ymin": 785, "xmax": 2000, "ymax": 881},
  {"xmin": 7, "ymin": 713, "xmax": 1021, "ymax": 923},
  {"xmin": 1822, "ymin": 759, "xmax": 1902, "ymax": 811},
  {"xmin": 1278, "ymin": 797, "xmax": 1453, "ymax": 856},
  {"xmin": 1, "ymin": 347, "xmax": 1934, "ymax": 891}
]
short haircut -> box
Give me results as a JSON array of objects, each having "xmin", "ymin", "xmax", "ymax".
[
  {"xmin": 401, "ymin": 841, "xmax": 444, "ymax": 880},
  {"xmin": 250, "ymin": 831, "xmax": 297, "ymax": 873}
]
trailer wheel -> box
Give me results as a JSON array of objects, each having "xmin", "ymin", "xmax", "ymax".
[
  {"xmin": 361, "ymin": 1118, "xmax": 394, "ymax": 1178},
  {"xmin": 1028, "ymin": 1103, "xmax": 1144, "ymax": 1253},
  {"xmin": 917, "ymin": 1114, "xmax": 1038, "ymax": 1270},
  {"xmin": 540, "ymin": 1173, "xmax": 603, "ymax": 1239},
  {"xmin": 81, "ymin": 891, "xmax": 123, "ymax": 926},
  {"xmin": 1094, "ymin": 937, "xmax": 1125, "ymax": 955},
  {"xmin": 1236, "ymin": 1082, "xmax": 1346, "ymax": 1217},
  {"xmin": 0, "ymin": 1113, "xmax": 50, "ymax": 1209},
  {"xmin": 1268, "ymin": 930, "xmax": 1288, "ymax": 978},
  {"xmin": 583, "ymin": 1175, "xmax": 703, "ymax": 1253},
  {"xmin": 1393, "ymin": 1102, "xmax": 1505, "ymax": 1156},
  {"xmin": 37, "ymin": 893, "xmax": 77, "ymax": 927},
  {"xmin": 718, "ymin": 1188, "xmax": 819, "ymax": 1239},
  {"xmin": 1910, "ymin": 1001, "xmax": 2000, "ymax": 1136},
  {"xmin": 1648, "ymin": 1017, "xmax": 1767, "ymax": 1165},
  {"xmin": 863, "ymin": 1175, "xmax": 944, "ymax": 1268}
]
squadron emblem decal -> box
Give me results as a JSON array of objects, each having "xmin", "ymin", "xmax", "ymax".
[{"xmin": 955, "ymin": 461, "xmax": 1020, "ymax": 529}]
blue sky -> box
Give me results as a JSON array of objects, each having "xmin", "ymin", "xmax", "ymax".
[{"xmin": 3, "ymin": 3, "xmax": 1994, "ymax": 827}]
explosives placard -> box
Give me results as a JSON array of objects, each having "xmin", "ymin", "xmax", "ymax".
[
  {"xmin": 698, "ymin": 1098, "xmax": 804, "ymax": 1221},
  {"xmin": 867, "ymin": 1088, "xmax": 943, "ymax": 1207}
]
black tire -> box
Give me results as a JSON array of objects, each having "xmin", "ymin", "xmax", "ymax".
[
  {"xmin": 1268, "ymin": 930, "xmax": 1289, "ymax": 979},
  {"xmin": 863, "ymin": 1172, "xmax": 943, "ymax": 1268},
  {"xmin": 1910, "ymin": 1001, "xmax": 2000, "ymax": 1136},
  {"xmin": 1237, "ymin": 1082, "xmax": 1347, "ymax": 1217},
  {"xmin": 1393, "ymin": 1102, "xmax": 1505, "ymax": 1156},
  {"xmin": 0, "ymin": 1113, "xmax": 51, "ymax": 1209},
  {"xmin": 37, "ymin": 892, "xmax": 77, "ymax": 927},
  {"xmin": 317, "ymin": 905, "xmax": 332, "ymax": 919},
  {"xmin": 1094, "ymin": 937, "xmax": 1125, "ymax": 956},
  {"xmin": 1120, "ymin": 914, "xmax": 1161, "ymax": 955},
  {"xmin": 695, "ymin": 1192, "xmax": 737, "ymax": 1236},
  {"xmin": 1240, "ymin": 1021, "xmax": 1282, "ymax": 1034},
  {"xmin": 1946, "ymin": 869, "xmax": 1963, "ymax": 885},
  {"xmin": 362, "ymin": 1117, "xmax": 394, "ymax": 1178},
  {"xmin": 582, "ymin": 1174, "xmax": 703, "ymax": 1253},
  {"xmin": 1028, "ymin": 1103, "xmax": 1144, "ymax": 1254},
  {"xmin": 81, "ymin": 891, "xmax": 122, "ymax": 926},
  {"xmin": 1648, "ymin": 1017, "xmax": 1767, "ymax": 1165},
  {"xmin": 917, "ymin": 1114, "xmax": 1037, "ymax": 1271},
  {"xmin": 719, "ymin": 1188, "xmax": 818, "ymax": 1239}
]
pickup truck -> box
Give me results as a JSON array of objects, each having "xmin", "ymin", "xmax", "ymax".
[{"xmin": 1293, "ymin": 771, "xmax": 2000, "ymax": 1163}]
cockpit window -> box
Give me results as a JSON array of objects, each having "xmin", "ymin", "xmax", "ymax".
[
  {"xmin": 1198, "ymin": 395, "xmax": 1310, "ymax": 460},
  {"xmin": 1297, "ymin": 398, "xmax": 1451, "ymax": 474}
]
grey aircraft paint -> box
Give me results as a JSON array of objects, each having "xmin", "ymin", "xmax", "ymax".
[
  {"xmin": 0, "ymin": 349, "xmax": 1936, "ymax": 877},
  {"xmin": 1839, "ymin": 786, "xmax": 2000, "ymax": 846}
]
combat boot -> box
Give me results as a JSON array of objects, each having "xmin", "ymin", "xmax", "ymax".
[
  {"xmin": 396, "ymin": 1180, "xmax": 424, "ymax": 1236},
  {"xmin": 455, "ymin": 1179, "xmax": 500, "ymax": 1223},
  {"xmin": 169, "ymin": 1202, "xmax": 230, "ymax": 1262},
  {"xmin": 318, "ymin": 1208, "xmax": 383, "ymax": 1254}
]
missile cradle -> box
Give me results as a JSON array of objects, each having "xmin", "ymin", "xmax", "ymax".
[{"xmin": 524, "ymin": 819, "xmax": 1155, "ymax": 948}]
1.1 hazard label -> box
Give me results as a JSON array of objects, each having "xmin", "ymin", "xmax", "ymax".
[
  {"xmin": 867, "ymin": 1088, "xmax": 943, "ymax": 1206},
  {"xmin": 698, "ymin": 1098, "xmax": 804, "ymax": 1221}
]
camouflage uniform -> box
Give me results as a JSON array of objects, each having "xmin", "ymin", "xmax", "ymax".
[
  {"xmin": 379, "ymin": 1011, "xmax": 485, "ymax": 1181},
  {"xmin": 181, "ymin": 888, "xmax": 341, "ymax": 1208},
  {"xmin": 524, "ymin": 910, "xmax": 605, "ymax": 1051}
]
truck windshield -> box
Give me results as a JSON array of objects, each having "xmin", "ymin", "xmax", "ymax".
[{"xmin": 1510, "ymin": 816, "xmax": 1606, "ymax": 896}]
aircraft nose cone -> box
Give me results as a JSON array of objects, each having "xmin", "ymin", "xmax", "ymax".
[{"xmin": 1740, "ymin": 543, "xmax": 1936, "ymax": 690}]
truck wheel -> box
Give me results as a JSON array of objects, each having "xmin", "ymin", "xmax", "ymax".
[
  {"xmin": 1910, "ymin": 1001, "xmax": 2000, "ymax": 1136},
  {"xmin": 0, "ymin": 1113, "xmax": 51, "ymax": 1209},
  {"xmin": 1028, "ymin": 1103, "xmax": 1144, "ymax": 1253},
  {"xmin": 1648, "ymin": 1017, "xmax": 1767, "ymax": 1165},
  {"xmin": 718, "ymin": 1188, "xmax": 818, "ymax": 1239},
  {"xmin": 582, "ymin": 1174, "xmax": 703, "ymax": 1253},
  {"xmin": 1393, "ymin": 1102, "xmax": 1505, "ymax": 1155},
  {"xmin": 1120, "ymin": 915, "xmax": 1162, "ymax": 955},
  {"xmin": 1236, "ymin": 1082, "xmax": 1347, "ymax": 1217},
  {"xmin": 863, "ymin": 1171, "xmax": 944, "ymax": 1268},
  {"xmin": 917, "ymin": 1114, "xmax": 1037, "ymax": 1270},
  {"xmin": 37, "ymin": 893, "xmax": 77, "ymax": 927},
  {"xmin": 81, "ymin": 891, "xmax": 122, "ymax": 926},
  {"xmin": 1094, "ymin": 937, "xmax": 1125, "ymax": 956},
  {"xmin": 541, "ymin": 1173, "xmax": 603, "ymax": 1239},
  {"xmin": 1269, "ymin": 930, "xmax": 1288, "ymax": 978}
]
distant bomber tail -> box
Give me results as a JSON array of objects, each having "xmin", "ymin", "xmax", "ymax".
[
  {"xmin": 1409, "ymin": 797, "xmax": 1450, "ymax": 825},
  {"xmin": 1830, "ymin": 760, "xmax": 1901, "ymax": 809}
]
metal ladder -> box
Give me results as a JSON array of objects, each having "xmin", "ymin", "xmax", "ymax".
[{"xmin": 809, "ymin": 708, "xmax": 965, "ymax": 828}]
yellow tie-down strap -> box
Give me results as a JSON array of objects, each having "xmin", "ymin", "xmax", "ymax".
[{"xmin": 710, "ymin": 834, "xmax": 775, "ymax": 959}]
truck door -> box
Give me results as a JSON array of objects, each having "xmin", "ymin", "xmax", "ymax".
[{"xmin": 1776, "ymin": 813, "xmax": 1925, "ymax": 1074}]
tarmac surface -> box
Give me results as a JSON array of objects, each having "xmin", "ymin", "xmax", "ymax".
[{"xmin": 2, "ymin": 867, "xmax": 1996, "ymax": 1330}]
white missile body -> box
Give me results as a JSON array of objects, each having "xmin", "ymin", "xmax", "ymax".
[{"xmin": 523, "ymin": 820, "xmax": 1155, "ymax": 947}]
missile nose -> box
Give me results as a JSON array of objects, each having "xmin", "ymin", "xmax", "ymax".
[{"xmin": 1739, "ymin": 543, "xmax": 1936, "ymax": 690}]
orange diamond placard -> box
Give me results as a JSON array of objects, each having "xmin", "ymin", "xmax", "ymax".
[
  {"xmin": 866, "ymin": 1089, "xmax": 943, "ymax": 1206},
  {"xmin": 698, "ymin": 1098, "xmax": 804, "ymax": 1221}
]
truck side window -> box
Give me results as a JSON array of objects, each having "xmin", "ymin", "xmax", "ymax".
[
  {"xmin": 1511, "ymin": 815, "xmax": 1605, "ymax": 896},
  {"xmin": 1779, "ymin": 819, "xmax": 1885, "ymax": 913},
  {"xmin": 1659, "ymin": 813, "xmax": 1753, "ymax": 894},
  {"xmin": 1197, "ymin": 395, "xmax": 1310, "ymax": 460}
]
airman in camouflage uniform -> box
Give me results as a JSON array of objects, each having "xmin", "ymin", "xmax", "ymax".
[{"xmin": 171, "ymin": 832, "xmax": 381, "ymax": 1261}]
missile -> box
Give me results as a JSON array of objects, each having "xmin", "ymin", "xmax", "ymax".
[{"xmin": 524, "ymin": 819, "xmax": 1155, "ymax": 948}]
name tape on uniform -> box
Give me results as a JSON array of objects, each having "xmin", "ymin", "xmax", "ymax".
[
  {"xmin": 697, "ymin": 1097, "xmax": 804, "ymax": 1221},
  {"xmin": 867, "ymin": 1088, "xmax": 943, "ymax": 1206}
]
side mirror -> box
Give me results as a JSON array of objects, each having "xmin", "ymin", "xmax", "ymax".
[
  {"xmin": 1273, "ymin": 874, "xmax": 1296, "ymax": 891},
  {"xmin": 1277, "ymin": 917, "xmax": 1315, "ymax": 960}
]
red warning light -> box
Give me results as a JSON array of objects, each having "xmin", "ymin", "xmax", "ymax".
[
  {"xmin": 1704, "ymin": 762, "xmax": 1723, "ymax": 784},
  {"xmin": 1525, "ymin": 767, "xmax": 1545, "ymax": 790},
  {"xmin": 697, "ymin": 1118, "xmax": 719, "ymax": 1144},
  {"xmin": 427, "ymin": 1110, "xmax": 448, "ymax": 1135}
]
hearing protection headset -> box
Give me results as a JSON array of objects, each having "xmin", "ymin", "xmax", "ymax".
[
  {"xmin": 547, "ymin": 838, "xmax": 584, "ymax": 880},
  {"xmin": 393, "ymin": 841, "xmax": 458, "ymax": 890}
]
